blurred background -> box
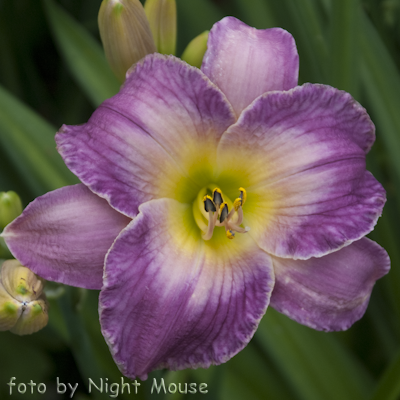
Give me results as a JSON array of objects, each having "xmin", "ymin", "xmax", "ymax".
[{"xmin": 0, "ymin": 0, "xmax": 400, "ymax": 399}]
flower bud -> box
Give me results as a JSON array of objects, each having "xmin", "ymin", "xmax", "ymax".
[
  {"xmin": 181, "ymin": 31, "xmax": 209, "ymax": 68},
  {"xmin": 0, "ymin": 191, "xmax": 22, "ymax": 231},
  {"xmin": 98, "ymin": 0, "xmax": 156, "ymax": 82},
  {"xmin": 0, "ymin": 260, "xmax": 48, "ymax": 335},
  {"xmin": 144, "ymin": 0, "xmax": 177, "ymax": 55}
]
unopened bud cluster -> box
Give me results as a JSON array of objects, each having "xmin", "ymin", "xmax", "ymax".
[{"xmin": 0, "ymin": 260, "xmax": 48, "ymax": 335}]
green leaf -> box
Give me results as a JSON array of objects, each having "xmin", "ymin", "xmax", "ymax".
[
  {"xmin": 42, "ymin": 0, "xmax": 120, "ymax": 107},
  {"xmin": 58, "ymin": 287, "xmax": 110, "ymax": 400},
  {"xmin": 255, "ymin": 309, "xmax": 373, "ymax": 400},
  {"xmin": 329, "ymin": 0, "xmax": 360, "ymax": 97},
  {"xmin": 220, "ymin": 341, "xmax": 298, "ymax": 400},
  {"xmin": 0, "ymin": 331, "xmax": 53, "ymax": 399},
  {"xmin": 0, "ymin": 84, "xmax": 77, "ymax": 196},
  {"xmin": 266, "ymin": 0, "xmax": 329, "ymax": 84},
  {"xmin": 359, "ymin": 11, "xmax": 400, "ymax": 183},
  {"xmin": 231, "ymin": 0, "xmax": 277, "ymax": 28},
  {"xmin": 176, "ymin": 0, "xmax": 224, "ymax": 55},
  {"xmin": 370, "ymin": 348, "xmax": 400, "ymax": 400},
  {"xmin": 367, "ymin": 144, "xmax": 400, "ymax": 328}
]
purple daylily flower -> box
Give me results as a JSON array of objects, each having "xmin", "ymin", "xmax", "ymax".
[{"xmin": 2, "ymin": 17, "xmax": 389, "ymax": 379}]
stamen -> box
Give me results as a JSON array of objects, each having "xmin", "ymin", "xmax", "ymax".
[
  {"xmin": 219, "ymin": 202, "xmax": 229, "ymax": 223},
  {"xmin": 202, "ymin": 214, "xmax": 217, "ymax": 240},
  {"xmin": 212, "ymin": 188, "xmax": 223, "ymax": 208},
  {"xmin": 196, "ymin": 187, "xmax": 249, "ymax": 241},
  {"xmin": 227, "ymin": 222, "xmax": 249, "ymax": 233},
  {"xmin": 226, "ymin": 229, "xmax": 235, "ymax": 239},
  {"xmin": 226, "ymin": 203, "xmax": 237, "ymax": 222},
  {"xmin": 233, "ymin": 198, "xmax": 242, "ymax": 211},
  {"xmin": 234, "ymin": 187, "xmax": 247, "ymax": 225},
  {"xmin": 203, "ymin": 195, "xmax": 216, "ymax": 212},
  {"xmin": 239, "ymin": 187, "xmax": 247, "ymax": 206},
  {"xmin": 235, "ymin": 207, "xmax": 244, "ymax": 225}
]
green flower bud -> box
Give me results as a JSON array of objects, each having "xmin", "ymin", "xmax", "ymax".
[
  {"xmin": 0, "ymin": 191, "xmax": 22, "ymax": 231},
  {"xmin": 0, "ymin": 260, "xmax": 48, "ymax": 335},
  {"xmin": 144, "ymin": 0, "xmax": 177, "ymax": 55},
  {"xmin": 98, "ymin": 0, "xmax": 157, "ymax": 82},
  {"xmin": 181, "ymin": 31, "xmax": 209, "ymax": 68}
]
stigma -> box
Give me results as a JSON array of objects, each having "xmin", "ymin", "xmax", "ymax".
[{"xmin": 202, "ymin": 187, "xmax": 249, "ymax": 240}]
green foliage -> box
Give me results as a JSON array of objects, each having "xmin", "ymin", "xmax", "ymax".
[{"xmin": 0, "ymin": 0, "xmax": 399, "ymax": 399}]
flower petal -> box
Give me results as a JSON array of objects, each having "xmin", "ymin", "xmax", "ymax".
[
  {"xmin": 100, "ymin": 198, "xmax": 274, "ymax": 379},
  {"xmin": 217, "ymin": 84, "xmax": 385, "ymax": 259},
  {"xmin": 270, "ymin": 238, "xmax": 390, "ymax": 331},
  {"xmin": 2, "ymin": 184, "xmax": 130, "ymax": 290},
  {"xmin": 202, "ymin": 17, "xmax": 299, "ymax": 117},
  {"xmin": 57, "ymin": 54, "xmax": 236, "ymax": 218}
]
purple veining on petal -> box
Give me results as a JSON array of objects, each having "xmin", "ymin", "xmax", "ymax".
[
  {"xmin": 218, "ymin": 83, "xmax": 384, "ymax": 259},
  {"xmin": 2, "ymin": 184, "xmax": 130, "ymax": 290},
  {"xmin": 202, "ymin": 16, "xmax": 299, "ymax": 116},
  {"xmin": 56, "ymin": 54, "xmax": 236, "ymax": 218},
  {"xmin": 270, "ymin": 237, "xmax": 390, "ymax": 331},
  {"xmin": 100, "ymin": 198, "xmax": 274, "ymax": 379}
]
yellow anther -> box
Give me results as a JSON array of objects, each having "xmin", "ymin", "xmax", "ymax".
[
  {"xmin": 203, "ymin": 195, "xmax": 216, "ymax": 212},
  {"xmin": 213, "ymin": 188, "xmax": 222, "ymax": 195},
  {"xmin": 219, "ymin": 202, "xmax": 226, "ymax": 212},
  {"xmin": 239, "ymin": 187, "xmax": 247, "ymax": 206},
  {"xmin": 226, "ymin": 229, "xmax": 235, "ymax": 239},
  {"xmin": 212, "ymin": 188, "xmax": 223, "ymax": 207},
  {"xmin": 233, "ymin": 198, "xmax": 242, "ymax": 212},
  {"xmin": 219, "ymin": 202, "xmax": 229, "ymax": 223}
]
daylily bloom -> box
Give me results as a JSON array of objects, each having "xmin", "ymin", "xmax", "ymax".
[{"xmin": 2, "ymin": 17, "xmax": 389, "ymax": 379}]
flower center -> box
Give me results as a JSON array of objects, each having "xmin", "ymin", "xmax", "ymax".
[{"xmin": 193, "ymin": 186, "xmax": 249, "ymax": 240}]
